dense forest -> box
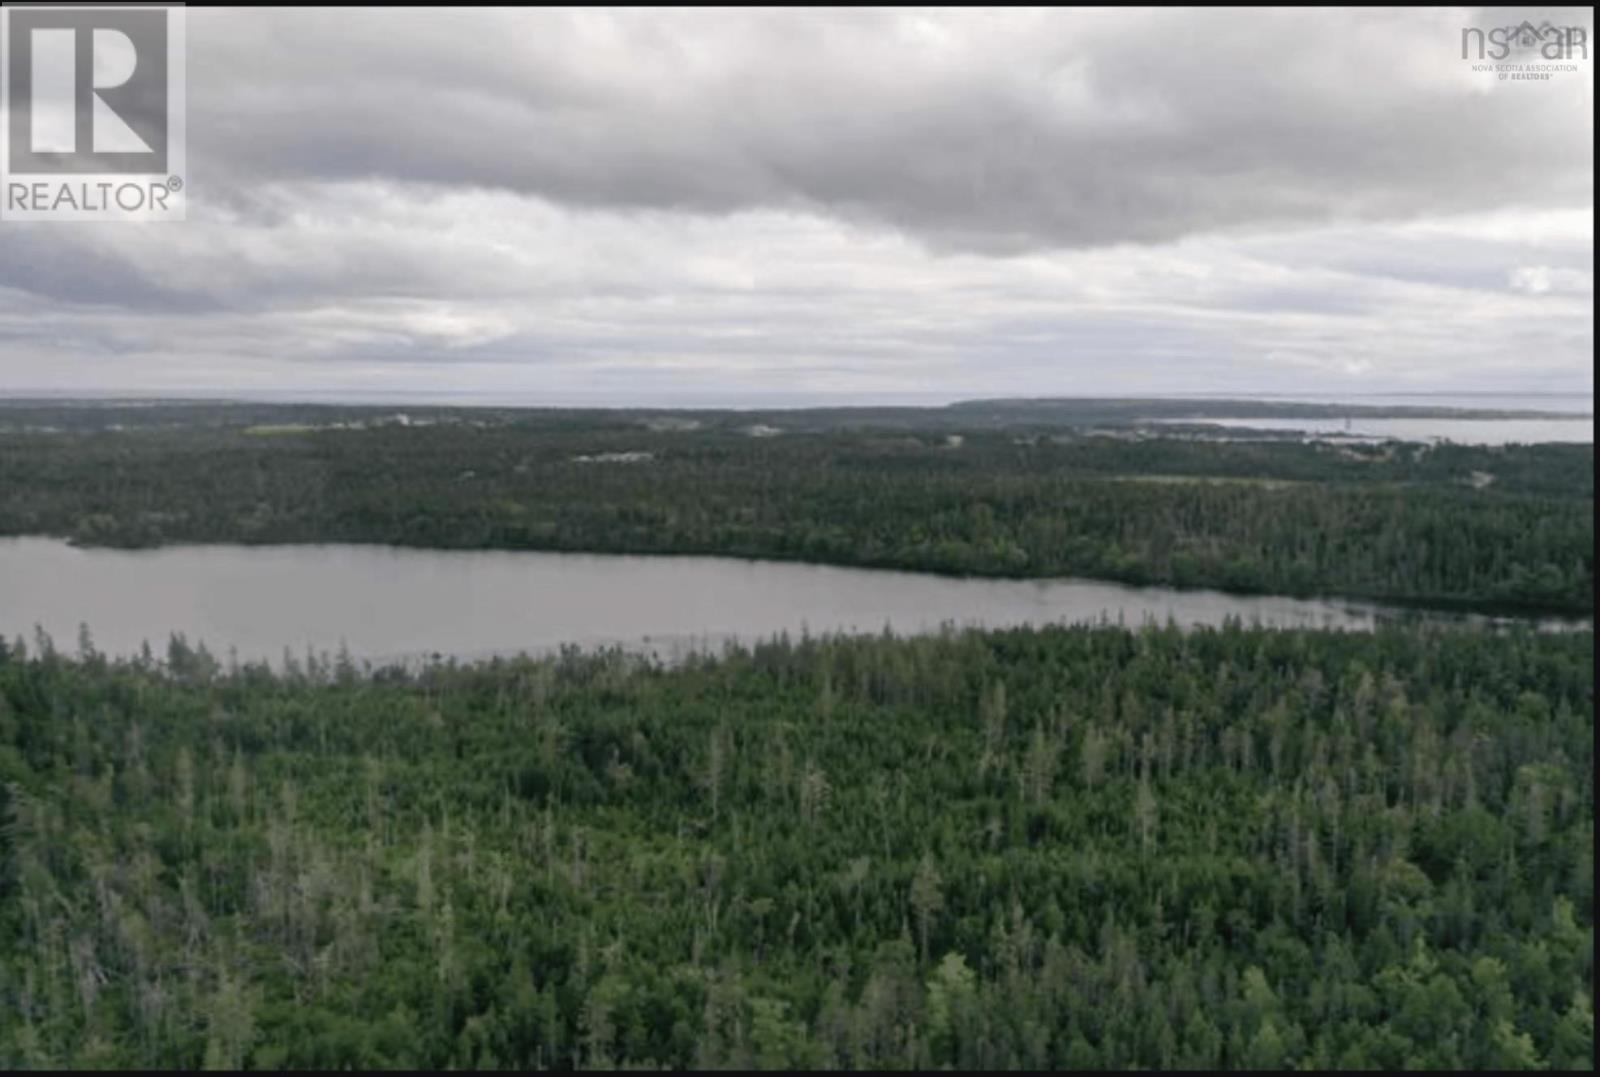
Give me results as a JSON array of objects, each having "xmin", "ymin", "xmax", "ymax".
[
  {"xmin": 0, "ymin": 405, "xmax": 1592, "ymax": 613},
  {"xmin": 0, "ymin": 623, "xmax": 1591, "ymax": 1068}
]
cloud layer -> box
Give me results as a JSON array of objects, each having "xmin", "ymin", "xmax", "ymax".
[{"xmin": 1, "ymin": 7, "xmax": 1593, "ymax": 401}]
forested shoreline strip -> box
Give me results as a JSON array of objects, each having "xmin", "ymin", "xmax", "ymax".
[{"xmin": 1, "ymin": 420, "xmax": 1592, "ymax": 615}]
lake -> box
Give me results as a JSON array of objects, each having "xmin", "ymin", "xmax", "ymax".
[
  {"xmin": 1152, "ymin": 416, "xmax": 1593, "ymax": 445},
  {"xmin": 0, "ymin": 538, "xmax": 1584, "ymax": 667}
]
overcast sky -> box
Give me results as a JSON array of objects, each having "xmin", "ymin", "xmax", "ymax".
[{"xmin": 1, "ymin": 6, "xmax": 1593, "ymax": 405}]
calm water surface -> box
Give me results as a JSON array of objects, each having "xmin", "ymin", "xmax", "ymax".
[
  {"xmin": 0, "ymin": 538, "xmax": 1585, "ymax": 666},
  {"xmin": 1152, "ymin": 416, "xmax": 1592, "ymax": 444}
]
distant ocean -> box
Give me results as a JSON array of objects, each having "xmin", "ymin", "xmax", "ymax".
[{"xmin": 1151, "ymin": 392, "xmax": 1594, "ymax": 416}]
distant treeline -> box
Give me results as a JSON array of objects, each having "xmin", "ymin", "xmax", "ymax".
[
  {"xmin": 0, "ymin": 396, "xmax": 1588, "ymax": 436},
  {"xmin": 0, "ymin": 623, "xmax": 1591, "ymax": 1068},
  {"xmin": 0, "ymin": 410, "xmax": 1593, "ymax": 613}
]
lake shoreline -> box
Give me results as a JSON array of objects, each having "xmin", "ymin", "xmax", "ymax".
[
  {"xmin": 2, "ymin": 537, "xmax": 1589, "ymax": 670},
  {"xmin": 18, "ymin": 531, "xmax": 1594, "ymax": 623}
]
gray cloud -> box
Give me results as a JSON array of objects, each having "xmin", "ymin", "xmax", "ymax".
[
  {"xmin": 182, "ymin": 7, "xmax": 1592, "ymax": 251},
  {"xmin": 0, "ymin": 7, "xmax": 1592, "ymax": 401}
]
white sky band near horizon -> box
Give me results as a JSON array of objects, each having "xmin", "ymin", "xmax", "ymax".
[{"xmin": 0, "ymin": 7, "xmax": 1592, "ymax": 403}]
